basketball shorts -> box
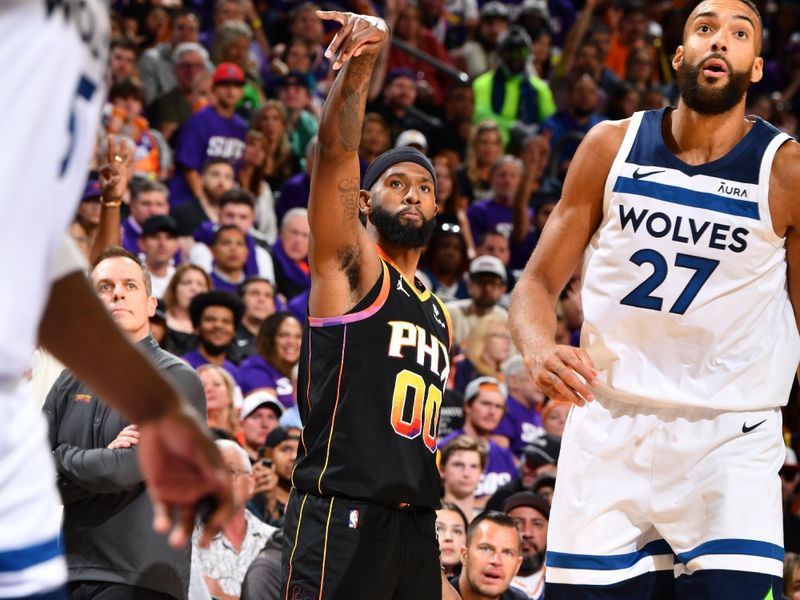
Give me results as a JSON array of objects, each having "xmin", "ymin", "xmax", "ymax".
[
  {"xmin": 545, "ymin": 397, "xmax": 784, "ymax": 599},
  {"xmin": 281, "ymin": 492, "xmax": 442, "ymax": 600}
]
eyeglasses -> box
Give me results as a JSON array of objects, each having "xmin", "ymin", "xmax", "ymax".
[{"xmin": 227, "ymin": 467, "xmax": 249, "ymax": 479}]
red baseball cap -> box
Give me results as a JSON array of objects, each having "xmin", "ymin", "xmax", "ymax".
[{"xmin": 213, "ymin": 62, "xmax": 245, "ymax": 86}]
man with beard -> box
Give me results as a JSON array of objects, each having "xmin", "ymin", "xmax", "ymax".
[
  {"xmin": 281, "ymin": 10, "xmax": 458, "ymax": 600},
  {"xmin": 509, "ymin": 1, "xmax": 800, "ymax": 598},
  {"xmin": 447, "ymin": 255, "xmax": 509, "ymax": 349},
  {"xmin": 504, "ymin": 493, "xmax": 548, "ymax": 600}
]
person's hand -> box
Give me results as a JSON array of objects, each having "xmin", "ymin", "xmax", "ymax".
[
  {"xmin": 252, "ymin": 460, "xmax": 278, "ymax": 496},
  {"xmin": 108, "ymin": 424, "xmax": 140, "ymax": 449},
  {"xmin": 137, "ymin": 404, "xmax": 233, "ymax": 549},
  {"xmin": 525, "ymin": 344, "xmax": 597, "ymax": 406},
  {"xmin": 317, "ymin": 11, "xmax": 390, "ymax": 70},
  {"xmin": 99, "ymin": 136, "xmax": 134, "ymax": 202},
  {"xmin": 521, "ymin": 131, "xmax": 552, "ymax": 182}
]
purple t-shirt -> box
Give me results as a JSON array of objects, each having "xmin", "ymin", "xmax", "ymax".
[
  {"xmin": 467, "ymin": 198, "xmax": 534, "ymax": 243},
  {"xmin": 275, "ymin": 173, "xmax": 310, "ymax": 227},
  {"xmin": 439, "ymin": 429, "xmax": 518, "ymax": 498},
  {"xmin": 238, "ymin": 354, "xmax": 295, "ymax": 408},
  {"xmin": 181, "ymin": 349, "xmax": 242, "ymax": 387},
  {"xmin": 169, "ymin": 106, "xmax": 248, "ymax": 206},
  {"xmin": 493, "ymin": 395, "xmax": 544, "ymax": 455}
]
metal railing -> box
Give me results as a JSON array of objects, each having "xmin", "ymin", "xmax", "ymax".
[{"xmin": 390, "ymin": 37, "xmax": 470, "ymax": 84}]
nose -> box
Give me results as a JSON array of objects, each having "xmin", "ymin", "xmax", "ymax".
[
  {"xmin": 112, "ymin": 282, "xmax": 126, "ymax": 300},
  {"xmin": 710, "ymin": 30, "xmax": 728, "ymax": 53},
  {"xmin": 404, "ymin": 186, "xmax": 421, "ymax": 205}
]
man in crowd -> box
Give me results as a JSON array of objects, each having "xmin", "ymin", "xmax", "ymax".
[
  {"xmin": 209, "ymin": 225, "xmax": 250, "ymax": 294},
  {"xmin": 486, "ymin": 434, "xmax": 560, "ymax": 512},
  {"xmin": 139, "ymin": 215, "xmax": 180, "ymax": 298},
  {"xmin": 234, "ymin": 277, "xmax": 276, "ymax": 360},
  {"xmin": 182, "ymin": 290, "xmax": 244, "ymax": 383},
  {"xmin": 275, "ymin": 72, "xmax": 318, "ymax": 160},
  {"xmin": 169, "ymin": 63, "xmax": 247, "ymax": 207},
  {"xmin": 249, "ymin": 426, "xmax": 299, "ymax": 526},
  {"xmin": 193, "ymin": 440, "xmax": 277, "ymax": 600},
  {"xmin": 454, "ymin": 2, "xmax": 510, "ymax": 80},
  {"xmin": 449, "ymin": 512, "xmax": 527, "ymax": 600},
  {"xmin": 494, "ymin": 355, "xmax": 545, "ymax": 454},
  {"xmin": 43, "ymin": 247, "xmax": 206, "ymax": 599},
  {"xmin": 109, "ymin": 37, "xmax": 138, "ymax": 85},
  {"xmin": 440, "ymin": 435, "xmax": 488, "ymax": 521},
  {"xmin": 172, "ymin": 158, "xmax": 236, "ymax": 238},
  {"xmin": 238, "ymin": 390, "xmax": 284, "ymax": 463},
  {"xmin": 270, "ymin": 208, "xmax": 310, "ymax": 300},
  {"xmin": 122, "ymin": 180, "xmax": 171, "ymax": 255},
  {"xmin": 446, "ymin": 255, "xmax": 509, "ymax": 348},
  {"xmin": 468, "ymin": 156, "xmax": 524, "ymax": 245},
  {"xmin": 367, "ymin": 68, "xmax": 433, "ymax": 142},
  {"xmin": 504, "ymin": 492, "xmax": 549, "ymax": 599}
]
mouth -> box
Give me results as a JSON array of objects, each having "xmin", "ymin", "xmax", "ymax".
[
  {"xmin": 111, "ymin": 307, "xmax": 131, "ymax": 315},
  {"xmin": 481, "ymin": 571, "xmax": 503, "ymax": 584},
  {"xmin": 399, "ymin": 210, "xmax": 422, "ymax": 223},
  {"xmin": 701, "ymin": 58, "xmax": 728, "ymax": 79}
]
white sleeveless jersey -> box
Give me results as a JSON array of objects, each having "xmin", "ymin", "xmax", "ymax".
[{"xmin": 581, "ymin": 108, "xmax": 799, "ymax": 411}]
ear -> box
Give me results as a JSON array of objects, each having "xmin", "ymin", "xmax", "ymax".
[
  {"xmin": 750, "ymin": 56, "xmax": 763, "ymax": 84},
  {"xmin": 514, "ymin": 555, "xmax": 523, "ymax": 576},
  {"xmin": 146, "ymin": 295, "xmax": 157, "ymax": 318},
  {"xmin": 461, "ymin": 545, "xmax": 468, "ymax": 565},
  {"xmin": 672, "ymin": 45, "xmax": 684, "ymax": 72},
  {"xmin": 358, "ymin": 189, "xmax": 372, "ymax": 215}
]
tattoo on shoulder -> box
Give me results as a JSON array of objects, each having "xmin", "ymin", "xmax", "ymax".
[{"xmin": 338, "ymin": 176, "xmax": 360, "ymax": 224}]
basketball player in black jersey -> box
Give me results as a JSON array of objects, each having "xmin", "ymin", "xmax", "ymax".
[{"xmin": 280, "ymin": 11, "xmax": 461, "ymax": 600}]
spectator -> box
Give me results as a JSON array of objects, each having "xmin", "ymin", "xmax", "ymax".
[
  {"xmin": 271, "ymin": 208, "xmax": 310, "ymax": 300},
  {"xmin": 455, "ymin": 316, "xmax": 512, "ymax": 394},
  {"xmin": 172, "ymin": 158, "xmax": 236, "ymax": 236},
  {"xmin": 209, "ymin": 224, "xmax": 249, "ymax": 293},
  {"xmin": 485, "ymin": 434, "xmax": 560, "ymax": 512},
  {"xmin": 455, "ymin": 2, "xmax": 510, "ymax": 80},
  {"xmin": 494, "ymin": 356, "xmax": 545, "ymax": 454},
  {"xmin": 367, "ymin": 68, "xmax": 434, "ymax": 143},
  {"xmin": 234, "ymin": 277, "xmax": 277, "ymax": 360},
  {"xmin": 784, "ymin": 552, "xmax": 800, "ymax": 600},
  {"xmin": 439, "ymin": 435, "xmax": 488, "ymax": 521},
  {"xmin": 43, "ymin": 247, "xmax": 205, "ymax": 600},
  {"xmin": 446, "ymin": 255, "xmax": 509, "ymax": 350},
  {"xmin": 528, "ymin": 25, "xmax": 553, "ymax": 81},
  {"xmin": 457, "ymin": 120, "xmax": 504, "ymax": 202},
  {"xmin": 604, "ymin": 1, "xmax": 653, "ymax": 80},
  {"xmin": 69, "ymin": 180, "xmax": 103, "ymax": 259},
  {"xmin": 122, "ymin": 180, "xmax": 170, "ymax": 255},
  {"xmin": 274, "ymin": 72, "xmax": 319, "ymax": 162},
  {"xmin": 467, "ymin": 155, "xmax": 524, "ymax": 245},
  {"xmin": 211, "ymin": 20, "xmax": 265, "ymax": 121},
  {"xmin": 163, "ymin": 264, "xmax": 211, "ymax": 356},
  {"xmin": 429, "ymin": 83, "xmax": 475, "ymax": 160},
  {"xmin": 110, "ymin": 37, "xmax": 139, "ymax": 85},
  {"xmin": 473, "ymin": 26, "xmax": 556, "ymax": 144},
  {"xmin": 541, "ymin": 400, "xmax": 570, "ymax": 438},
  {"xmin": 149, "ymin": 42, "xmax": 211, "ymax": 145},
  {"xmin": 182, "ymin": 291, "xmax": 245, "ymax": 383},
  {"xmin": 239, "ymin": 312, "xmax": 302, "ymax": 407},
  {"xmin": 504, "ymin": 492, "xmax": 549, "ymax": 599},
  {"xmin": 440, "ymin": 377, "xmax": 518, "ymax": 508},
  {"xmin": 138, "ymin": 9, "xmax": 201, "ymax": 105},
  {"xmin": 437, "ymin": 502, "xmax": 470, "ymax": 577},
  {"xmin": 138, "ymin": 215, "xmax": 179, "ymax": 298},
  {"xmin": 198, "ymin": 364, "xmax": 240, "ymax": 437},
  {"xmin": 169, "ymin": 63, "xmax": 248, "ymax": 207},
  {"xmin": 605, "ymin": 81, "xmax": 641, "ymax": 120},
  {"xmin": 251, "ymin": 101, "xmax": 302, "ymax": 190},
  {"xmin": 193, "ymin": 440, "xmax": 277, "ymax": 600},
  {"xmin": 395, "ymin": 129, "xmax": 429, "ymax": 154},
  {"xmin": 421, "ymin": 224, "xmax": 470, "ymax": 302},
  {"xmin": 269, "ymin": 37, "xmax": 318, "ymax": 94},
  {"xmin": 624, "ymin": 46, "xmax": 657, "ymax": 94},
  {"xmin": 449, "ymin": 512, "xmax": 526, "ymax": 600},
  {"xmin": 359, "ymin": 113, "xmax": 392, "ymax": 166},
  {"xmin": 239, "ymin": 129, "xmax": 278, "ymax": 244},
  {"xmin": 248, "ymin": 426, "xmax": 299, "ymax": 525},
  {"xmin": 432, "ymin": 153, "xmax": 476, "ymax": 255},
  {"xmin": 553, "ymin": 37, "xmax": 619, "ymax": 114},
  {"xmin": 275, "ymin": 138, "xmax": 317, "ymax": 227},
  {"xmin": 238, "ymin": 390, "xmax": 284, "ymax": 463}
]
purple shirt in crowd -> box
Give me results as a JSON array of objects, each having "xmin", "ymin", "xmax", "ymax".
[
  {"xmin": 467, "ymin": 199, "xmax": 539, "ymax": 270},
  {"xmin": 181, "ymin": 349, "xmax": 242, "ymax": 387},
  {"xmin": 439, "ymin": 429, "xmax": 518, "ymax": 498},
  {"xmin": 493, "ymin": 395, "xmax": 544, "ymax": 455},
  {"xmin": 169, "ymin": 106, "xmax": 248, "ymax": 206},
  {"xmin": 275, "ymin": 173, "xmax": 310, "ymax": 227},
  {"xmin": 238, "ymin": 354, "xmax": 295, "ymax": 408}
]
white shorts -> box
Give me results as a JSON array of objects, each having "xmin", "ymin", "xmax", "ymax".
[{"xmin": 545, "ymin": 397, "xmax": 784, "ymax": 596}]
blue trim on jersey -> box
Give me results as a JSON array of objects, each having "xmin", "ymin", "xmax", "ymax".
[
  {"xmin": 626, "ymin": 108, "xmax": 782, "ymax": 184},
  {"xmin": 546, "ymin": 539, "xmax": 673, "ymax": 571},
  {"xmin": 676, "ymin": 539, "xmax": 784, "ymax": 564},
  {"xmin": 613, "ymin": 177, "xmax": 760, "ymax": 220},
  {"xmin": 0, "ymin": 536, "xmax": 61, "ymax": 573}
]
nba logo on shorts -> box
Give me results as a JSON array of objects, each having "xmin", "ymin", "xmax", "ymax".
[{"xmin": 349, "ymin": 509, "xmax": 359, "ymax": 529}]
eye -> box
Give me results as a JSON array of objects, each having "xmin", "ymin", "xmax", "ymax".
[
  {"xmin": 420, "ymin": 185, "xmax": 431, "ymax": 193},
  {"xmin": 502, "ymin": 549, "xmax": 517, "ymax": 558},
  {"xmin": 698, "ymin": 24, "xmax": 711, "ymax": 33},
  {"xmin": 734, "ymin": 30, "xmax": 748, "ymax": 39},
  {"xmin": 98, "ymin": 283, "xmax": 110, "ymax": 292},
  {"xmin": 127, "ymin": 282, "xmax": 137, "ymax": 289},
  {"xmin": 390, "ymin": 180, "xmax": 403, "ymax": 188}
]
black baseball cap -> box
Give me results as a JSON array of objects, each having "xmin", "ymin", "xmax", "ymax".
[
  {"xmin": 277, "ymin": 71, "xmax": 311, "ymax": 90},
  {"xmin": 265, "ymin": 426, "xmax": 301, "ymax": 448},
  {"xmin": 504, "ymin": 491, "xmax": 550, "ymax": 520},
  {"xmin": 141, "ymin": 215, "xmax": 178, "ymax": 237}
]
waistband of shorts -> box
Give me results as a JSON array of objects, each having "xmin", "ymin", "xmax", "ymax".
[{"xmin": 297, "ymin": 489, "xmax": 435, "ymax": 512}]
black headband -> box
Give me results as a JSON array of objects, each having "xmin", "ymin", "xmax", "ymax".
[{"xmin": 362, "ymin": 147, "xmax": 437, "ymax": 193}]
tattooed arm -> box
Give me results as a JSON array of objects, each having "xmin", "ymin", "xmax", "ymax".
[{"xmin": 306, "ymin": 11, "xmax": 390, "ymax": 317}]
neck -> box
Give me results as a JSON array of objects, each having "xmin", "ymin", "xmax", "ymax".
[
  {"xmin": 199, "ymin": 196, "xmax": 221, "ymax": 222},
  {"xmin": 215, "ymin": 103, "xmax": 236, "ymax": 119},
  {"xmin": 666, "ymin": 101, "xmax": 750, "ymax": 165},
  {"xmin": 244, "ymin": 441, "xmax": 259, "ymax": 462},
  {"xmin": 457, "ymin": 572, "xmax": 499, "ymax": 600},
  {"xmin": 463, "ymin": 421, "xmax": 489, "ymax": 441},
  {"xmin": 199, "ymin": 345, "xmax": 227, "ymax": 365},
  {"xmin": 493, "ymin": 193, "xmax": 513, "ymax": 207},
  {"xmin": 217, "ymin": 264, "xmax": 244, "ymax": 280},
  {"xmin": 242, "ymin": 315, "xmax": 262, "ymax": 336},
  {"xmin": 146, "ymin": 260, "xmax": 169, "ymax": 277},
  {"xmin": 374, "ymin": 238, "xmax": 424, "ymax": 282},
  {"xmin": 222, "ymin": 508, "xmax": 247, "ymax": 547},
  {"xmin": 435, "ymin": 270, "xmax": 458, "ymax": 286},
  {"xmin": 471, "ymin": 303, "xmax": 493, "ymax": 317},
  {"xmin": 442, "ymin": 491, "xmax": 476, "ymax": 520},
  {"xmin": 207, "ymin": 408, "xmax": 230, "ymax": 430}
]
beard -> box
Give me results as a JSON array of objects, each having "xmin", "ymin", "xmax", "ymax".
[
  {"xmin": 370, "ymin": 204, "xmax": 436, "ymax": 248},
  {"xmin": 676, "ymin": 53, "xmax": 752, "ymax": 115},
  {"xmin": 200, "ymin": 338, "xmax": 230, "ymax": 356},
  {"xmin": 517, "ymin": 550, "xmax": 545, "ymax": 577}
]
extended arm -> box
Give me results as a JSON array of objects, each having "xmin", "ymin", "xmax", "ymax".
[{"xmin": 509, "ymin": 120, "xmax": 623, "ymax": 404}]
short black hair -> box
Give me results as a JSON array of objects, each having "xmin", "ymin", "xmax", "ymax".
[
  {"xmin": 110, "ymin": 37, "xmax": 137, "ymax": 54},
  {"xmin": 201, "ymin": 157, "xmax": 235, "ymax": 174},
  {"xmin": 466, "ymin": 511, "xmax": 521, "ymax": 549},
  {"xmin": 189, "ymin": 291, "xmax": 245, "ymax": 328},
  {"xmin": 109, "ymin": 78, "xmax": 146, "ymax": 103},
  {"xmin": 239, "ymin": 276, "xmax": 274, "ymax": 297},
  {"xmin": 92, "ymin": 245, "xmax": 153, "ymax": 296},
  {"xmin": 219, "ymin": 189, "xmax": 256, "ymax": 211},
  {"xmin": 211, "ymin": 224, "xmax": 246, "ymax": 246}
]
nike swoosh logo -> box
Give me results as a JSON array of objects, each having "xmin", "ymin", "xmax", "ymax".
[
  {"xmin": 742, "ymin": 419, "xmax": 766, "ymax": 433},
  {"xmin": 632, "ymin": 168, "xmax": 665, "ymax": 180}
]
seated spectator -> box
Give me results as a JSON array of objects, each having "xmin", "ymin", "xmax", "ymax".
[
  {"xmin": 251, "ymin": 101, "xmax": 302, "ymax": 191},
  {"xmin": 275, "ymin": 138, "xmax": 316, "ymax": 227},
  {"xmin": 421, "ymin": 224, "xmax": 470, "ymax": 303},
  {"xmin": 457, "ymin": 120, "xmax": 504, "ymax": 202},
  {"xmin": 467, "ymin": 156, "xmax": 527, "ymax": 253},
  {"xmin": 784, "ymin": 552, "xmax": 800, "ymax": 599},
  {"xmin": 446, "ymin": 255, "xmax": 509, "ymax": 350},
  {"xmin": 248, "ymin": 426, "xmax": 299, "ymax": 525},
  {"xmin": 453, "ymin": 2, "xmax": 509, "ymax": 80},
  {"xmin": 367, "ymin": 68, "xmax": 435, "ymax": 143},
  {"xmin": 183, "ymin": 291, "xmax": 245, "ymax": 383},
  {"xmin": 239, "ymin": 130, "xmax": 278, "ymax": 244},
  {"xmin": 169, "ymin": 63, "xmax": 247, "ymax": 207},
  {"xmin": 234, "ymin": 277, "xmax": 277, "ymax": 360},
  {"xmin": 605, "ymin": 81, "xmax": 641, "ymax": 121},
  {"xmin": 149, "ymin": 299, "xmax": 168, "ymax": 347},
  {"xmin": 432, "ymin": 153, "xmax": 476, "ymax": 256},
  {"xmin": 138, "ymin": 215, "xmax": 179, "ymax": 298},
  {"xmin": 437, "ymin": 502, "xmax": 470, "ymax": 577},
  {"xmin": 429, "ymin": 83, "xmax": 475, "ymax": 160},
  {"xmin": 193, "ymin": 440, "xmax": 277, "ymax": 600},
  {"xmin": 504, "ymin": 492, "xmax": 549, "ymax": 599},
  {"xmin": 494, "ymin": 356, "xmax": 545, "ymax": 455},
  {"xmin": 541, "ymin": 400, "xmax": 570, "ymax": 438},
  {"xmin": 472, "ymin": 27, "xmax": 555, "ymax": 145},
  {"xmin": 531, "ymin": 474, "xmax": 555, "ymax": 506},
  {"xmin": 237, "ymin": 390, "xmax": 284, "ymax": 463},
  {"xmin": 475, "ymin": 231, "xmax": 516, "ymax": 299},
  {"xmin": 109, "ymin": 37, "xmax": 138, "ymax": 85},
  {"xmin": 211, "ymin": 21, "xmax": 265, "ymax": 121},
  {"xmin": 198, "ymin": 364, "xmax": 240, "ymax": 437},
  {"xmin": 440, "ymin": 378, "xmax": 518, "ymax": 508},
  {"xmin": 268, "ymin": 37, "xmax": 318, "ymax": 95},
  {"xmin": 440, "ymin": 435, "xmax": 488, "ymax": 521},
  {"xmin": 172, "ymin": 158, "xmax": 236, "ymax": 237},
  {"xmin": 271, "ymin": 208, "xmax": 310, "ymax": 300},
  {"xmin": 209, "ymin": 225, "xmax": 249, "ymax": 293},
  {"xmin": 604, "ymin": 1, "xmax": 654, "ymax": 80},
  {"xmin": 454, "ymin": 316, "xmax": 512, "ymax": 394},
  {"xmin": 358, "ymin": 113, "xmax": 392, "ymax": 168},
  {"xmin": 69, "ymin": 179, "xmax": 103, "ymax": 259},
  {"xmin": 122, "ymin": 180, "xmax": 170, "ymax": 255},
  {"xmin": 163, "ymin": 264, "xmax": 211, "ymax": 356},
  {"xmin": 238, "ymin": 312, "xmax": 302, "ymax": 407},
  {"xmin": 274, "ymin": 72, "xmax": 318, "ymax": 162},
  {"xmin": 449, "ymin": 512, "xmax": 526, "ymax": 600}
]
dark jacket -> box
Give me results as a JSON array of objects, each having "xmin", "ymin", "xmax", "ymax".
[
  {"xmin": 240, "ymin": 530, "xmax": 283, "ymax": 600},
  {"xmin": 449, "ymin": 574, "xmax": 528, "ymax": 599},
  {"xmin": 42, "ymin": 335, "xmax": 205, "ymax": 600}
]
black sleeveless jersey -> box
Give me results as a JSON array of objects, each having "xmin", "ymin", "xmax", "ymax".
[{"xmin": 292, "ymin": 255, "xmax": 452, "ymax": 508}]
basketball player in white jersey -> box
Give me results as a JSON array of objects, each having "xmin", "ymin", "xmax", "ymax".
[
  {"xmin": 510, "ymin": 0, "xmax": 800, "ymax": 597},
  {"xmin": 0, "ymin": 4, "xmax": 230, "ymax": 598}
]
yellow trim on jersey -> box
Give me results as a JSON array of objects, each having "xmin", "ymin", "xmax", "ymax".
[
  {"xmin": 376, "ymin": 246, "xmax": 431, "ymax": 302},
  {"xmin": 284, "ymin": 492, "xmax": 309, "ymax": 600},
  {"xmin": 318, "ymin": 497, "xmax": 335, "ymax": 600},
  {"xmin": 317, "ymin": 324, "xmax": 348, "ymax": 495}
]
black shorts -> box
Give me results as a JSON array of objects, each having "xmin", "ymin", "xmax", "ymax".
[{"xmin": 281, "ymin": 491, "xmax": 442, "ymax": 600}]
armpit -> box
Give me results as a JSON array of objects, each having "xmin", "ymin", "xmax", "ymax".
[{"xmin": 337, "ymin": 244, "xmax": 362, "ymax": 292}]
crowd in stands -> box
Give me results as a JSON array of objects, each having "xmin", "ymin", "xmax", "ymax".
[{"xmin": 37, "ymin": 0, "xmax": 800, "ymax": 598}]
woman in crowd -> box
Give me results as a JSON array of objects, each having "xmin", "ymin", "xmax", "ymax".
[
  {"xmin": 785, "ymin": 553, "xmax": 800, "ymax": 600},
  {"xmin": 541, "ymin": 399, "xmax": 571, "ymax": 438},
  {"xmin": 606, "ymin": 81, "xmax": 641, "ymax": 121},
  {"xmin": 436, "ymin": 502, "xmax": 469, "ymax": 577},
  {"xmin": 163, "ymin": 264, "xmax": 211, "ymax": 356},
  {"xmin": 454, "ymin": 316, "xmax": 511, "ymax": 393},
  {"xmin": 457, "ymin": 120, "xmax": 504, "ymax": 202},
  {"xmin": 432, "ymin": 153, "xmax": 475, "ymax": 258},
  {"xmin": 198, "ymin": 364, "xmax": 239, "ymax": 438},
  {"xmin": 251, "ymin": 101, "xmax": 301, "ymax": 191},
  {"xmin": 238, "ymin": 312, "xmax": 303, "ymax": 408},
  {"xmin": 420, "ymin": 224, "xmax": 470, "ymax": 303},
  {"xmin": 239, "ymin": 129, "xmax": 278, "ymax": 245}
]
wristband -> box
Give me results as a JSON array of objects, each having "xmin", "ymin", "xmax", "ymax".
[{"xmin": 101, "ymin": 197, "xmax": 122, "ymax": 208}]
